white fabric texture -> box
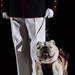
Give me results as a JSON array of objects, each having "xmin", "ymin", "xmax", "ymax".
[
  {"xmin": 10, "ymin": 17, "xmax": 46, "ymax": 75},
  {"xmin": 25, "ymin": 18, "xmax": 45, "ymax": 75}
]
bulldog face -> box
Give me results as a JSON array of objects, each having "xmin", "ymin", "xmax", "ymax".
[{"xmin": 35, "ymin": 40, "xmax": 59, "ymax": 63}]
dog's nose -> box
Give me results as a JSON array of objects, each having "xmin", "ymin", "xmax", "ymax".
[
  {"xmin": 44, "ymin": 50, "xmax": 47, "ymax": 53},
  {"xmin": 42, "ymin": 46, "xmax": 48, "ymax": 53},
  {"xmin": 42, "ymin": 46, "xmax": 48, "ymax": 49}
]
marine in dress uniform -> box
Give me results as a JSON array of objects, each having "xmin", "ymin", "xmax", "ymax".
[{"xmin": 1, "ymin": 0, "xmax": 57, "ymax": 75}]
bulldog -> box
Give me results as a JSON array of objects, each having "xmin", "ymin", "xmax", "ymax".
[{"xmin": 34, "ymin": 40, "xmax": 69, "ymax": 75}]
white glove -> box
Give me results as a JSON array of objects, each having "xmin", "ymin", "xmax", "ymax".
[
  {"xmin": 2, "ymin": 12, "xmax": 10, "ymax": 19},
  {"xmin": 45, "ymin": 8, "xmax": 54, "ymax": 18}
]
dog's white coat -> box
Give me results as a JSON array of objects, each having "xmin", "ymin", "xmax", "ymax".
[{"xmin": 34, "ymin": 40, "xmax": 68, "ymax": 75}]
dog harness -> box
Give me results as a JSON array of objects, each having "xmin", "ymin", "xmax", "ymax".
[
  {"xmin": 41, "ymin": 63, "xmax": 53, "ymax": 75},
  {"xmin": 59, "ymin": 48, "xmax": 70, "ymax": 60},
  {"xmin": 41, "ymin": 49, "xmax": 69, "ymax": 75}
]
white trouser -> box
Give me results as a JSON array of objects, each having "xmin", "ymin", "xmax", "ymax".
[{"xmin": 10, "ymin": 17, "xmax": 46, "ymax": 75}]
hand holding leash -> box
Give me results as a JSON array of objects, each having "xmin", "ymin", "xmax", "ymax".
[
  {"xmin": 2, "ymin": 12, "xmax": 10, "ymax": 19},
  {"xmin": 45, "ymin": 8, "xmax": 54, "ymax": 18}
]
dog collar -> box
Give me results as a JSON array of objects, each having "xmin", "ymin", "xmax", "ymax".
[{"xmin": 41, "ymin": 60, "xmax": 55, "ymax": 68}]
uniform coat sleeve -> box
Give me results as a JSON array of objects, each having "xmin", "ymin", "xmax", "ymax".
[
  {"xmin": 1, "ymin": 0, "xmax": 9, "ymax": 14},
  {"xmin": 1, "ymin": 0, "xmax": 57, "ymax": 17},
  {"xmin": 47, "ymin": 0, "xmax": 57, "ymax": 11}
]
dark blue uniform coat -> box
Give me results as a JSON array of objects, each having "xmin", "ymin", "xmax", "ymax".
[{"xmin": 1, "ymin": 0, "xmax": 57, "ymax": 18}]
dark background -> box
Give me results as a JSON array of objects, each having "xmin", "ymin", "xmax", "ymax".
[{"xmin": 0, "ymin": 0, "xmax": 75, "ymax": 75}]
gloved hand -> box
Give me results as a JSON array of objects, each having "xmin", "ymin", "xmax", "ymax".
[
  {"xmin": 45, "ymin": 8, "xmax": 54, "ymax": 18},
  {"xmin": 2, "ymin": 12, "xmax": 10, "ymax": 19}
]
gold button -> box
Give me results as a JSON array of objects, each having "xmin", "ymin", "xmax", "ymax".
[
  {"xmin": 54, "ymin": 6, "xmax": 56, "ymax": 8},
  {"xmin": 1, "ymin": 4, "xmax": 3, "ymax": 6},
  {"xmin": 1, "ymin": 10, "xmax": 2, "ymax": 12},
  {"xmin": 55, "ymin": 0, "xmax": 56, "ymax": 2},
  {"xmin": 1, "ymin": 0, "xmax": 3, "ymax": 2}
]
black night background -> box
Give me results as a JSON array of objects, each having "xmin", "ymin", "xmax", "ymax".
[{"xmin": 0, "ymin": 0, "xmax": 75, "ymax": 75}]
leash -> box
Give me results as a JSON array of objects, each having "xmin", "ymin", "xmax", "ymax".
[
  {"xmin": 46, "ymin": 18, "xmax": 50, "ymax": 41},
  {"xmin": 34, "ymin": 17, "xmax": 45, "ymax": 39},
  {"xmin": 36, "ymin": 17, "xmax": 45, "ymax": 35},
  {"xmin": 35, "ymin": 17, "xmax": 50, "ymax": 40}
]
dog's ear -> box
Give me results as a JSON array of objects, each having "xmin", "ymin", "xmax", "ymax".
[
  {"xmin": 36, "ymin": 41, "xmax": 42, "ymax": 49},
  {"xmin": 49, "ymin": 40, "xmax": 55, "ymax": 45}
]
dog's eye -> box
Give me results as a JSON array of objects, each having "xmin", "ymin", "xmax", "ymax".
[
  {"xmin": 49, "ymin": 46, "xmax": 52, "ymax": 48},
  {"xmin": 37, "ymin": 46, "xmax": 41, "ymax": 49}
]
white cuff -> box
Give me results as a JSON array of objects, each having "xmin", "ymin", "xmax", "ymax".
[
  {"xmin": 2, "ymin": 12, "xmax": 10, "ymax": 19},
  {"xmin": 45, "ymin": 8, "xmax": 54, "ymax": 18}
]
